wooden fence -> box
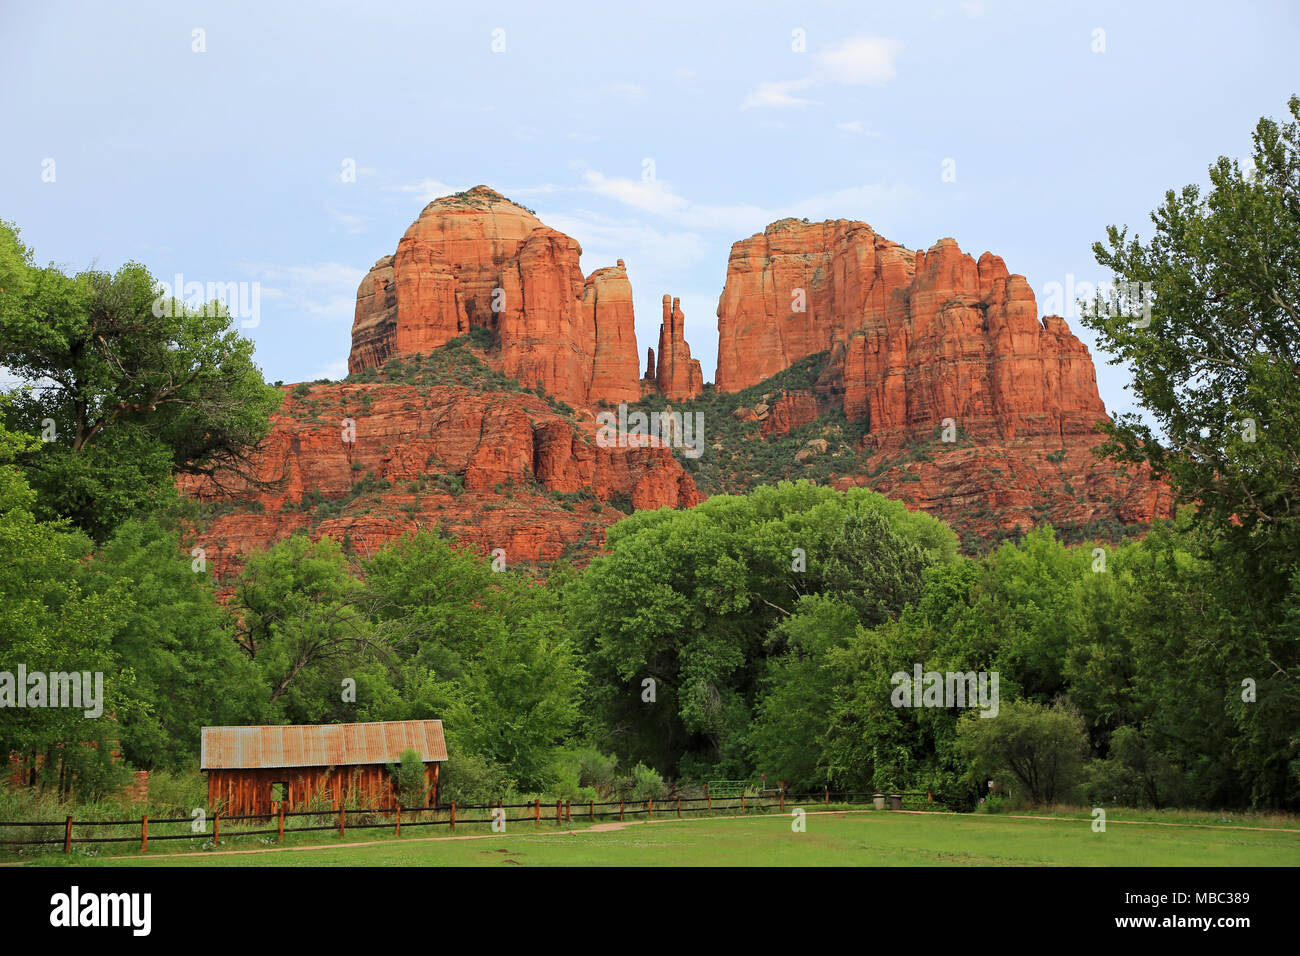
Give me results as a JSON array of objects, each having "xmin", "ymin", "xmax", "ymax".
[{"xmin": 0, "ymin": 789, "xmax": 941, "ymax": 855}]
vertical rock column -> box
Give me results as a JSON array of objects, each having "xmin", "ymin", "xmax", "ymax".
[{"xmin": 654, "ymin": 295, "xmax": 704, "ymax": 401}]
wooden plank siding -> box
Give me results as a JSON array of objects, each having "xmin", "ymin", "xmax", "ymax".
[{"xmin": 207, "ymin": 762, "xmax": 439, "ymax": 817}]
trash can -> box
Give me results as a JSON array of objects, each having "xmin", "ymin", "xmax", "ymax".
[
  {"xmin": 888, "ymin": 793, "xmax": 902, "ymax": 811},
  {"xmin": 873, "ymin": 793, "xmax": 886, "ymax": 810}
]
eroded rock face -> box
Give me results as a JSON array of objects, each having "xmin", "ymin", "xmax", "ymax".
[
  {"xmin": 583, "ymin": 260, "xmax": 642, "ymax": 406},
  {"xmin": 651, "ymin": 295, "xmax": 704, "ymax": 401},
  {"xmin": 760, "ymin": 390, "xmax": 821, "ymax": 437},
  {"xmin": 181, "ymin": 382, "xmax": 701, "ymax": 577},
  {"xmin": 201, "ymin": 196, "xmax": 1167, "ymax": 571},
  {"xmin": 716, "ymin": 219, "xmax": 915, "ymax": 392},
  {"xmin": 349, "ymin": 187, "xmax": 647, "ymax": 409},
  {"xmin": 717, "ymin": 219, "xmax": 1107, "ymax": 448}
]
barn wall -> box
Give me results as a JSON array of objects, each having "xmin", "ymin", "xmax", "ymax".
[{"xmin": 205, "ymin": 763, "xmax": 441, "ymax": 817}]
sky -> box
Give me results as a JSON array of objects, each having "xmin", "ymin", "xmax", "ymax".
[{"xmin": 3, "ymin": 0, "xmax": 1297, "ymax": 421}]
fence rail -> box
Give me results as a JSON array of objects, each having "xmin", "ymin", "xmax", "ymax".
[{"xmin": 0, "ymin": 789, "xmax": 943, "ymax": 855}]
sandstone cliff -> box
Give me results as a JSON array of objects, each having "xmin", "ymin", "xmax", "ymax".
[
  {"xmin": 184, "ymin": 377, "xmax": 702, "ymax": 576},
  {"xmin": 349, "ymin": 186, "xmax": 699, "ymax": 409},
  {"xmin": 194, "ymin": 192, "xmax": 1168, "ymax": 573}
]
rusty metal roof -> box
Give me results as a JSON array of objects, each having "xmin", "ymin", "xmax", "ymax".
[{"xmin": 200, "ymin": 720, "xmax": 447, "ymax": 770}]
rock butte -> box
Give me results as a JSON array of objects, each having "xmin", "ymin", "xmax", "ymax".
[{"xmin": 188, "ymin": 187, "xmax": 1170, "ymax": 575}]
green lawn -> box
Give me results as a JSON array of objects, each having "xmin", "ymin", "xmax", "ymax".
[{"xmin": 35, "ymin": 810, "xmax": 1300, "ymax": 867}]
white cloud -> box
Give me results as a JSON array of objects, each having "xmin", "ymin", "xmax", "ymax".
[
  {"xmin": 742, "ymin": 34, "xmax": 901, "ymax": 109},
  {"xmin": 814, "ymin": 36, "xmax": 902, "ymax": 85},
  {"xmin": 608, "ymin": 82, "xmax": 645, "ymax": 99},
  {"xmin": 835, "ymin": 120, "xmax": 883, "ymax": 137},
  {"xmin": 741, "ymin": 79, "xmax": 819, "ymax": 110},
  {"xmin": 574, "ymin": 168, "xmax": 911, "ymax": 237}
]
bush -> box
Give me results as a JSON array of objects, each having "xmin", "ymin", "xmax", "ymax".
[
  {"xmin": 957, "ymin": 699, "xmax": 1089, "ymax": 806},
  {"xmin": 387, "ymin": 748, "xmax": 430, "ymax": 808},
  {"xmin": 625, "ymin": 763, "xmax": 668, "ymax": 801},
  {"xmin": 438, "ymin": 752, "xmax": 512, "ymax": 806}
]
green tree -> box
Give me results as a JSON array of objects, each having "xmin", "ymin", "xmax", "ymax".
[
  {"xmin": 957, "ymin": 699, "xmax": 1089, "ymax": 805},
  {"xmin": 0, "ymin": 410, "xmax": 133, "ymax": 797},
  {"xmin": 79, "ymin": 513, "xmax": 266, "ymax": 768},
  {"xmin": 0, "ymin": 221, "xmax": 280, "ymax": 538},
  {"xmin": 1082, "ymin": 96, "xmax": 1300, "ymax": 572},
  {"xmin": 231, "ymin": 534, "xmax": 377, "ymax": 718}
]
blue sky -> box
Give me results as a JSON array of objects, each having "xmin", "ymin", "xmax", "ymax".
[{"xmin": 3, "ymin": 0, "xmax": 1296, "ymax": 420}]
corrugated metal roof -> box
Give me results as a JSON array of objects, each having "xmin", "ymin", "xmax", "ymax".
[{"xmin": 200, "ymin": 720, "xmax": 448, "ymax": 770}]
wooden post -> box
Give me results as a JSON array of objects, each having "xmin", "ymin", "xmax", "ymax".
[
  {"xmin": 589, "ymin": 800, "xmax": 594, "ymax": 821},
  {"xmin": 647, "ymin": 797, "xmax": 653, "ymax": 820},
  {"xmin": 338, "ymin": 806, "xmax": 346, "ymax": 838},
  {"xmin": 396, "ymin": 805, "xmax": 402, "ymax": 837},
  {"xmin": 555, "ymin": 800, "xmax": 561, "ymax": 826},
  {"xmin": 676, "ymin": 796, "xmax": 682, "ymax": 818},
  {"xmin": 927, "ymin": 790, "xmax": 933, "ymax": 804},
  {"xmin": 565, "ymin": 800, "xmax": 572, "ymax": 823},
  {"xmin": 213, "ymin": 813, "xmax": 220, "ymax": 845},
  {"xmin": 825, "ymin": 788, "xmax": 830, "ymax": 805},
  {"xmin": 619, "ymin": 798, "xmax": 624, "ymax": 821},
  {"xmin": 64, "ymin": 816, "xmax": 72, "ymax": 854},
  {"xmin": 706, "ymin": 784, "xmax": 711, "ymax": 811},
  {"xmin": 780, "ymin": 788, "xmax": 785, "ymax": 812},
  {"xmin": 534, "ymin": 798, "xmax": 540, "ymax": 826},
  {"xmin": 278, "ymin": 803, "xmax": 285, "ymax": 842},
  {"xmin": 140, "ymin": 814, "xmax": 148, "ymax": 852},
  {"xmin": 741, "ymin": 793, "xmax": 746, "ymax": 811},
  {"xmin": 450, "ymin": 802, "xmax": 456, "ymax": 834}
]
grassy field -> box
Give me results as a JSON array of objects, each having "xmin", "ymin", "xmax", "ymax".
[{"xmin": 25, "ymin": 809, "xmax": 1300, "ymax": 867}]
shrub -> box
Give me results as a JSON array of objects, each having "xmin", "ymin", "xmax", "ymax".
[{"xmin": 387, "ymin": 748, "xmax": 430, "ymax": 808}]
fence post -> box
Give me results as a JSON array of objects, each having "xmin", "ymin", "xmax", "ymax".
[
  {"xmin": 396, "ymin": 805, "xmax": 402, "ymax": 837},
  {"xmin": 278, "ymin": 803, "xmax": 285, "ymax": 842},
  {"xmin": 676, "ymin": 796, "xmax": 681, "ymax": 818},
  {"xmin": 450, "ymin": 802, "xmax": 456, "ymax": 834},
  {"xmin": 590, "ymin": 800, "xmax": 594, "ymax": 821},
  {"xmin": 64, "ymin": 816, "xmax": 72, "ymax": 854},
  {"xmin": 706, "ymin": 784, "xmax": 711, "ymax": 811},
  {"xmin": 647, "ymin": 797, "xmax": 653, "ymax": 820},
  {"xmin": 534, "ymin": 798, "xmax": 540, "ymax": 826},
  {"xmin": 213, "ymin": 813, "xmax": 220, "ymax": 846},
  {"xmin": 566, "ymin": 800, "xmax": 572, "ymax": 823},
  {"xmin": 619, "ymin": 798, "xmax": 624, "ymax": 821},
  {"xmin": 741, "ymin": 793, "xmax": 745, "ymax": 812},
  {"xmin": 338, "ymin": 806, "xmax": 346, "ymax": 838},
  {"xmin": 140, "ymin": 814, "xmax": 148, "ymax": 853},
  {"xmin": 555, "ymin": 800, "xmax": 561, "ymax": 826},
  {"xmin": 780, "ymin": 789, "xmax": 785, "ymax": 812},
  {"xmin": 927, "ymin": 790, "xmax": 933, "ymax": 804},
  {"xmin": 825, "ymin": 788, "xmax": 829, "ymax": 806}
]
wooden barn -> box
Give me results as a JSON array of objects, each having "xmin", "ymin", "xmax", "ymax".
[{"xmin": 201, "ymin": 720, "xmax": 447, "ymax": 816}]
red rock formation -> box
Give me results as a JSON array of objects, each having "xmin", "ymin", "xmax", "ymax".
[
  {"xmin": 349, "ymin": 186, "xmax": 643, "ymax": 409},
  {"xmin": 716, "ymin": 219, "xmax": 915, "ymax": 392},
  {"xmin": 717, "ymin": 219, "xmax": 1107, "ymax": 447},
  {"xmin": 760, "ymin": 390, "xmax": 821, "ymax": 437},
  {"xmin": 583, "ymin": 260, "xmax": 642, "ymax": 406},
  {"xmin": 182, "ymin": 381, "xmax": 701, "ymax": 578},
  {"xmin": 651, "ymin": 295, "xmax": 704, "ymax": 401},
  {"xmin": 198, "ymin": 196, "xmax": 1167, "ymax": 571}
]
